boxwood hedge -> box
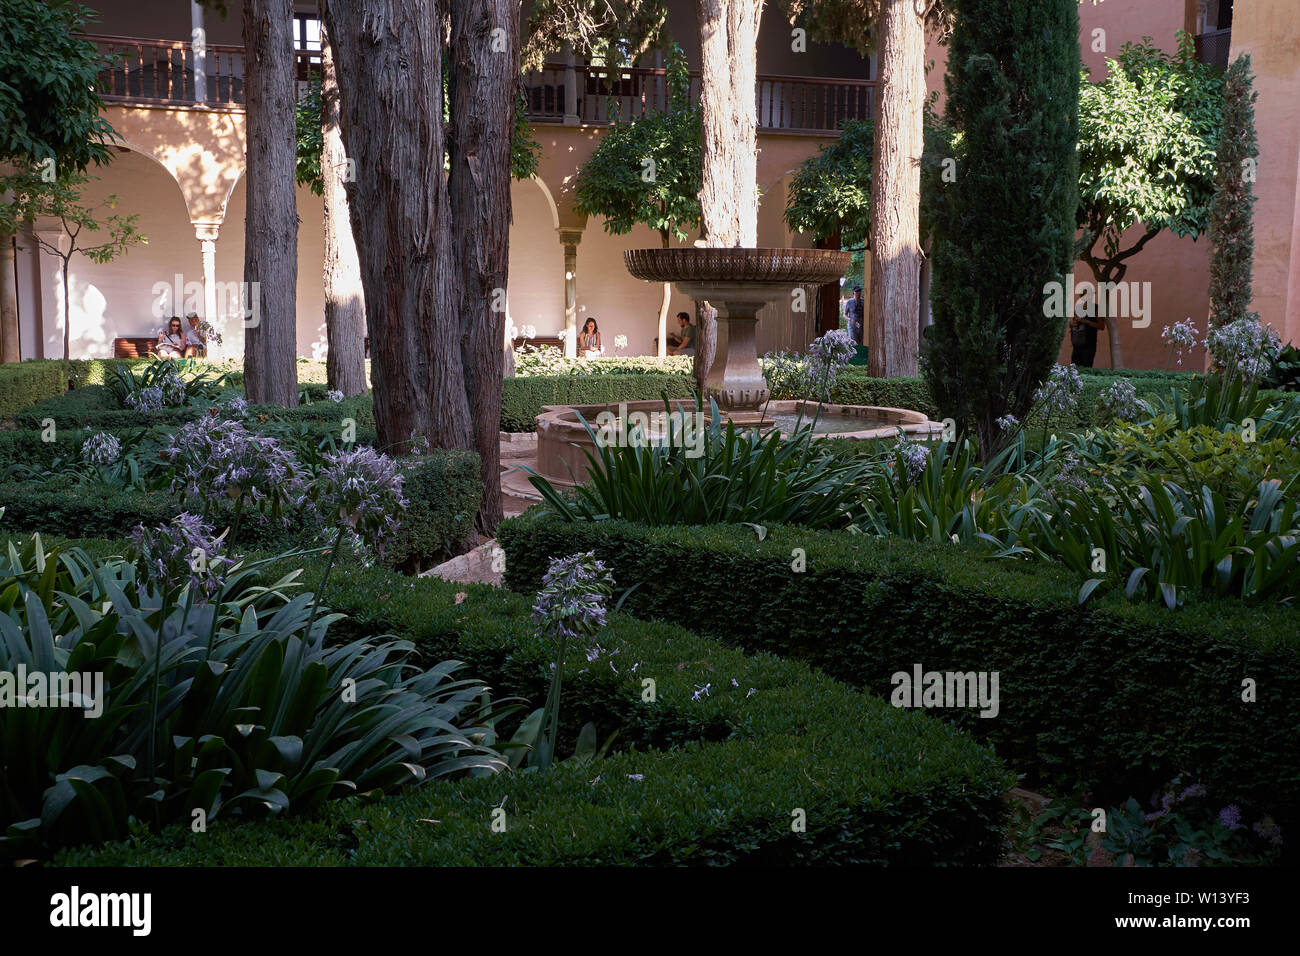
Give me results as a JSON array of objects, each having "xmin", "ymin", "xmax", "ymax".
[
  {"xmin": 499, "ymin": 372, "xmax": 693, "ymax": 432},
  {"xmin": 52, "ymin": 556, "xmax": 1011, "ymax": 866},
  {"xmin": 498, "ymin": 514, "xmax": 1300, "ymax": 831},
  {"xmin": 0, "ymin": 362, "xmax": 67, "ymax": 419}
]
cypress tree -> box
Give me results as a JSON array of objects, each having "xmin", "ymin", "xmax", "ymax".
[
  {"xmin": 1208, "ymin": 54, "xmax": 1259, "ymax": 327},
  {"xmin": 922, "ymin": 0, "xmax": 1081, "ymax": 456}
]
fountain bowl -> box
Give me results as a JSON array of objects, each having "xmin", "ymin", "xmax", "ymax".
[{"xmin": 625, "ymin": 247, "xmax": 853, "ymax": 427}]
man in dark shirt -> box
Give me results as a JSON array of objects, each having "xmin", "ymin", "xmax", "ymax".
[
  {"xmin": 1069, "ymin": 313, "xmax": 1105, "ymax": 367},
  {"xmin": 845, "ymin": 285, "xmax": 865, "ymax": 345}
]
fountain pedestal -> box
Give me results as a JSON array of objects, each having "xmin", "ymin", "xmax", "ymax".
[{"xmin": 625, "ymin": 248, "xmax": 852, "ymax": 430}]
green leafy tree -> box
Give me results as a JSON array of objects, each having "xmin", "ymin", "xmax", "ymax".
[
  {"xmin": 1208, "ymin": 54, "xmax": 1259, "ymax": 328},
  {"xmin": 1077, "ymin": 33, "xmax": 1225, "ymax": 367},
  {"xmin": 573, "ymin": 44, "xmax": 701, "ymax": 248},
  {"xmin": 573, "ymin": 44, "xmax": 700, "ymax": 358},
  {"xmin": 523, "ymin": 0, "xmax": 668, "ymax": 72},
  {"xmin": 922, "ymin": 0, "xmax": 1080, "ymax": 457},
  {"xmin": 6, "ymin": 170, "xmax": 145, "ymax": 369},
  {"xmin": 0, "ymin": 0, "xmax": 122, "ymax": 363},
  {"xmin": 784, "ymin": 112, "xmax": 953, "ymax": 250}
]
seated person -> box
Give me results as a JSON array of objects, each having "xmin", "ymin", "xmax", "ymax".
[
  {"xmin": 668, "ymin": 311, "xmax": 696, "ymax": 356},
  {"xmin": 157, "ymin": 317, "xmax": 186, "ymax": 358},
  {"xmin": 578, "ymin": 317, "xmax": 602, "ymax": 358},
  {"xmin": 184, "ymin": 312, "xmax": 206, "ymax": 358}
]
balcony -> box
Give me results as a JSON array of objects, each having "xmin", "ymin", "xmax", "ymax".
[
  {"xmin": 82, "ymin": 34, "xmax": 876, "ymax": 135},
  {"xmin": 1194, "ymin": 28, "xmax": 1232, "ymax": 70}
]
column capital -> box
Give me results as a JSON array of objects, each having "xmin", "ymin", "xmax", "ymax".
[
  {"xmin": 193, "ymin": 221, "xmax": 221, "ymax": 242},
  {"xmin": 558, "ymin": 227, "xmax": 583, "ymax": 247}
]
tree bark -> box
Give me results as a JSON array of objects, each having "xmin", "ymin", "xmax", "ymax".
[
  {"xmin": 867, "ymin": 0, "xmax": 924, "ymax": 379},
  {"xmin": 694, "ymin": 0, "xmax": 762, "ymax": 393},
  {"xmin": 449, "ymin": 0, "xmax": 518, "ymax": 533},
  {"xmin": 242, "ymin": 0, "xmax": 299, "ymax": 406},
  {"xmin": 324, "ymin": 0, "xmax": 470, "ymax": 455},
  {"xmin": 0, "ymin": 231, "xmax": 18, "ymax": 363},
  {"xmin": 319, "ymin": 19, "xmax": 367, "ymax": 397}
]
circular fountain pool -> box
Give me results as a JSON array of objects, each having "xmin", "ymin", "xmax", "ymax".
[{"xmin": 530, "ymin": 398, "xmax": 941, "ymax": 488}]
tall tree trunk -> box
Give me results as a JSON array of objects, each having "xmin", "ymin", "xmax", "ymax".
[
  {"xmin": 695, "ymin": 0, "xmax": 762, "ymax": 394},
  {"xmin": 319, "ymin": 19, "xmax": 367, "ymax": 397},
  {"xmin": 242, "ymin": 0, "xmax": 299, "ymax": 406},
  {"xmin": 449, "ymin": 0, "xmax": 517, "ymax": 534},
  {"xmin": 867, "ymin": 0, "xmax": 924, "ymax": 379},
  {"xmin": 0, "ymin": 231, "xmax": 18, "ymax": 363},
  {"xmin": 323, "ymin": 0, "xmax": 471, "ymax": 455}
]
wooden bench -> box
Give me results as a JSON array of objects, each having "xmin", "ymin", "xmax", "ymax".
[{"xmin": 113, "ymin": 336, "xmax": 158, "ymax": 358}]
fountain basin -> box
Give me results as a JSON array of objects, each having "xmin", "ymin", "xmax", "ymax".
[
  {"xmin": 527, "ymin": 398, "xmax": 941, "ymax": 489},
  {"xmin": 625, "ymin": 247, "xmax": 853, "ymax": 426}
]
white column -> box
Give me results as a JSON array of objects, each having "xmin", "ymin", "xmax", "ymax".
[
  {"xmin": 191, "ymin": 1, "xmax": 207, "ymax": 103},
  {"xmin": 195, "ymin": 222, "xmax": 220, "ymax": 346},
  {"xmin": 35, "ymin": 229, "xmax": 68, "ymax": 360},
  {"xmin": 559, "ymin": 228, "xmax": 582, "ymax": 358}
]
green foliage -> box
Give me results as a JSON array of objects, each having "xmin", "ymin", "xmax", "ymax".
[
  {"xmin": 0, "ymin": 536, "xmax": 504, "ymax": 854},
  {"xmin": 573, "ymin": 43, "xmax": 701, "ymax": 246},
  {"xmin": 522, "ymin": 0, "xmax": 667, "ymax": 74},
  {"xmin": 1080, "ymin": 416, "xmax": 1299, "ymax": 507},
  {"xmin": 0, "ymin": 0, "xmax": 117, "ymax": 171},
  {"xmin": 1076, "ymin": 34, "xmax": 1225, "ymax": 280},
  {"xmin": 294, "ymin": 71, "xmax": 324, "ymax": 196},
  {"xmin": 1026, "ymin": 784, "xmax": 1283, "ymax": 867},
  {"xmin": 526, "ymin": 400, "xmax": 879, "ymax": 528},
  {"xmin": 923, "ymin": 0, "xmax": 1081, "ymax": 454},
  {"xmin": 1208, "ymin": 54, "xmax": 1259, "ymax": 328},
  {"xmin": 783, "ymin": 112, "xmax": 953, "ymax": 248},
  {"xmin": 0, "ymin": 362, "xmax": 66, "ymax": 418},
  {"xmin": 499, "ymin": 372, "xmax": 693, "ymax": 432},
  {"xmin": 106, "ymin": 358, "xmax": 232, "ymax": 409},
  {"xmin": 54, "ymin": 559, "xmax": 1011, "ymax": 866},
  {"xmin": 498, "ymin": 514, "xmax": 1300, "ymax": 827},
  {"xmin": 513, "ymin": 344, "xmax": 693, "ymax": 377},
  {"xmin": 385, "ymin": 451, "xmax": 482, "ymax": 573}
]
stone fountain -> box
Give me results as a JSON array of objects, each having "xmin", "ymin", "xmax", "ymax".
[{"xmin": 624, "ymin": 247, "xmax": 853, "ymax": 428}]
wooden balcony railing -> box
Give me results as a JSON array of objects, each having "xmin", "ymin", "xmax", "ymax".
[
  {"xmin": 1194, "ymin": 28, "xmax": 1232, "ymax": 70},
  {"xmin": 82, "ymin": 34, "xmax": 876, "ymax": 133}
]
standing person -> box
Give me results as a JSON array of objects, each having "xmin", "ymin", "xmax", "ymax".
[
  {"xmin": 579, "ymin": 318, "xmax": 603, "ymax": 358},
  {"xmin": 669, "ymin": 311, "xmax": 696, "ymax": 355},
  {"xmin": 183, "ymin": 312, "xmax": 206, "ymax": 358},
  {"xmin": 1069, "ymin": 312, "xmax": 1105, "ymax": 368},
  {"xmin": 845, "ymin": 285, "xmax": 865, "ymax": 346}
]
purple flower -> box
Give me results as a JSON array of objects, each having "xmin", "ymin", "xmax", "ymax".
[
  {"xmin": 81, "ymin": 431, "xmax": 121, "ymax": 467},
  {"xmin": 131, "ymin": 512, "xmax": 233, "ymax": 601},
  {"xmin": 1033, "ymin": 364, "xmax": 1084, "ymax": 418},
  {"xmin": 312, "ymin": 446, "xmax": 407, "ymax": 558},
  {"xmin": 531, "ymin": 552, "xmax": 614, "ymax": 644},
  {"xmin": 164, "ymin": 415, "xmax": 306, "ymax": 519},
  {"xmin": 1095, "ymin": 377, "xmax": 1148, "ymax": 425},
  {"xmin": 125, "ymin": 385, "xmax": 165, "ymax": 412},
  {"xmin": 1218, "ymin": 805, "xmax": 1242, "ymax": 832},
  {"xmin": 893, "ymin": 437, "xmax": 931, "ymax": 486}
]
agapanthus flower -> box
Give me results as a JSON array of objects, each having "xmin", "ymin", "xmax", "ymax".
[
  {"xmin": 995, "ymin": 414, "xmax": 1020, "ymax": 434},
  {"xmin": 805, "ymin": 329, "xmax": 857, "ymax": 400},
  {"xmin": 312, "ymin": 445, "xmax": 407, "ymax": 558},
  {"xmin": 164, "ymin": 415, "xmax": 306, "ymax": 517},
  {"xmin": 1095, "ymin": 377, "xmax": 1148, "ymax": 425},
  {"xmin": 160, "ymin": 373, "xmax": 187, "ymax": 408},
  {"xmin": 893, "ymin": 436, "xmax": 931, "ymax": 486},
  {"xmin": 81, "ymin": 431, "xmax": 121, "ymax": 467},
  {"xmin": 1161, "ymin": 318, "xmax": 1199, "ymax": 366},
  {"xmin": 326, "ymin": 389, "xmax": 344, "ymax": 404},
  {"xmin": 126, "ymin": 385, "xmax": 165, "ymax": 412},
  {"xmin": 1218, "ymin": 805, "xmax": 1242, "ymax": 832},
  {"xmin": 221, "ymin": 395, "xmax": 249, "ymax": 417},
  {"xmin": 531, "ymin": 552, "xmax": 614, "ymax": 645},
  {"xmin": 1033, "ymin": 364, "xmax": 1084, "ymax": 418},
  {"xmin": 1205, "ymin": 319, "xmax": 1280, "ymax": 382},
  {"xmin": 131, "ymin": 512, "xmax": 233, "ymax": 602}
]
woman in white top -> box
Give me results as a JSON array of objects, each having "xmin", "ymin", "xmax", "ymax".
[
  {"xmin": 579, "ymin": 318, "xmax": 603, "ymax": 359},
  {"xmin": 157, "ymin": 317, "xmax": 186, "ymax": 358}
]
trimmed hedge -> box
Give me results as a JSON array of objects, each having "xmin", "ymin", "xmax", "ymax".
[
  {"xmin": 0, "ymin": 448, "xmax": 477, "ymax": 565},
  {"xmin": 387, "ymin": 450, "xmax": 483, "ymax": 571},
  {"xmin": 498, "ymin": 514, "xmax": 1300, "ymax": 830},
  {"xmin": 823, "ymin": 370, "xmax": 938, "ymax": 417},
  {"xmin": 0, "ymin": 362, "xmax": 66, "ymax": 419},
  {"xmin": 500, "ymin": 372, "xmax": 693, "ymax": 432},
  {"xmin": 52, "ymin": 556, "xmax": 1011, "ymax": 866}
]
